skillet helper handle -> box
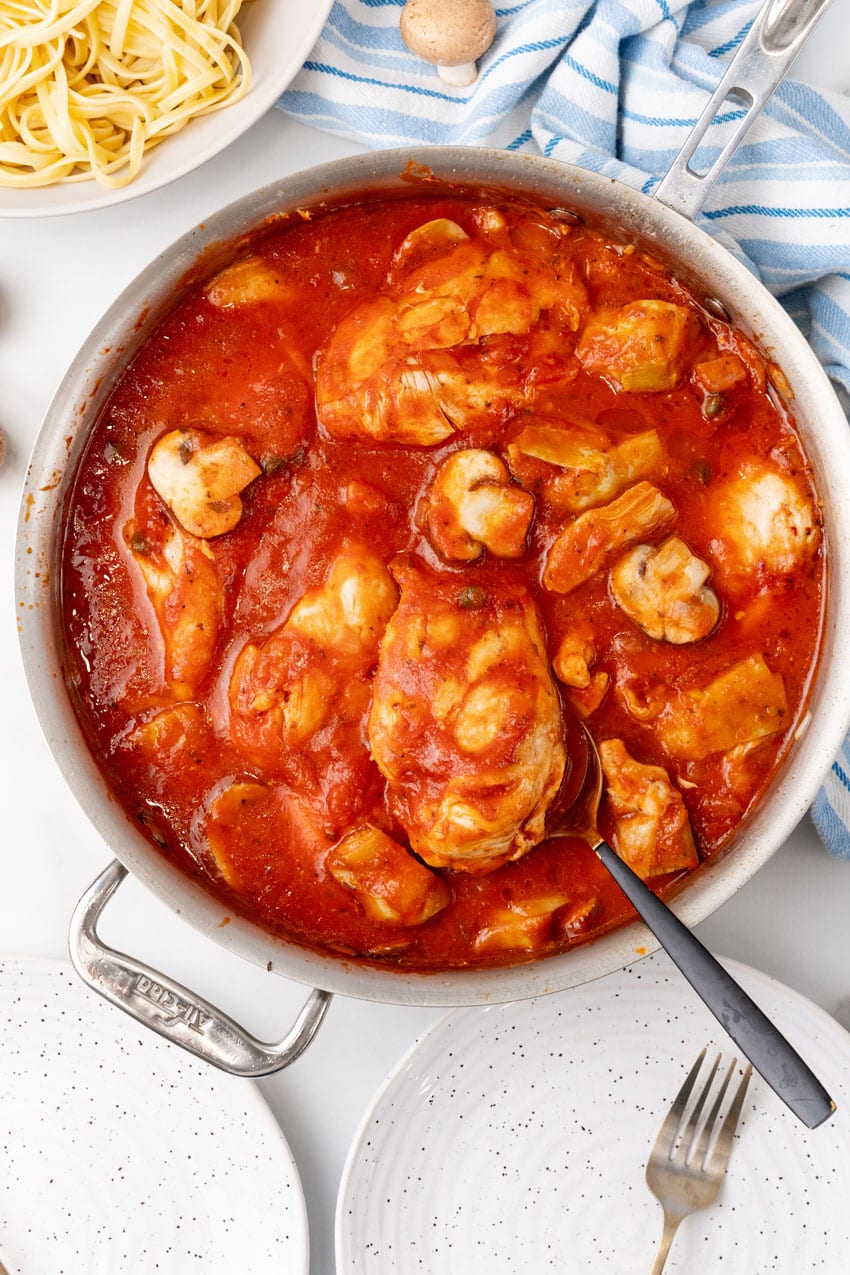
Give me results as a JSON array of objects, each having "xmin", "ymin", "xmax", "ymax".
[
  {"xmin": 69, "ymin": 859, "xmax": 332, "ymax": 1077},
  {"xmin": 594, "ymin": 839, "xmax": 835, "ymax": 1129},
  {"xmin": 654, "ymin": 0, "xmax": 836, "ymax": 219}
]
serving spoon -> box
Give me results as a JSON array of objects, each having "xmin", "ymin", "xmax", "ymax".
[{"xmin": 551, "ymin": 722, "xmax": 835, "ymax": 1129}]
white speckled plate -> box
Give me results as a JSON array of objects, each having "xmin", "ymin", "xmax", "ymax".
[
  {"xmin": 337, "ymin": 952, "xmax": 850, "ymax": 1274},
  {"xmin": 0, "ymin": 959, "xmax": 308, "ymax": 1274}
]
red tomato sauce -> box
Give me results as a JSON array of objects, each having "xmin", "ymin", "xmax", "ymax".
[{"xmin": 61, "ymin": 192, "xmax": 824, "ymax": 970}]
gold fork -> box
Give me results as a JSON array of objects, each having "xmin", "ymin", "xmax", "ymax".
[{"xmin": 645, "ymin": 1048, "xmax": 752, "ymax": 1274}]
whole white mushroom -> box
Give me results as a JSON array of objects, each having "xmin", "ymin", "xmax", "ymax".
[{"xmin": 400, "ymin": 0, "xmax": 497, "ymax": 87}]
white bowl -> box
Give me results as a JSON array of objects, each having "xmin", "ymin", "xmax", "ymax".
[{"xmin": 0, "ymin": 0, "xmax": 332, "ymax": 218}]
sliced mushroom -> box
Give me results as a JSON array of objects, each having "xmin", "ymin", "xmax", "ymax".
[
  {"xmin": 610, "ymin": 536, "xmax": 720, "ymax": 644},
  {"xmin": 147, "ymin": 428, "xmax": 261, "ymax": 539},
  {"xmin": 424, "ymin": 448, "xmax": 535, "ymax": 561}
]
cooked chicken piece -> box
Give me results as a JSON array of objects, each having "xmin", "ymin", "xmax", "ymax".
[
  {"xmin": 326, "ymin": 825, "xmax": 450, "ymax": 926},
  {"xmin": 342, "ymin": 480, "xmax": 388, "ymax": 518},
  {"xmin": 473, "ymin": 206, "xmax": 507, "ymax": 235},
  {"xmin": 693, "ymin": 354, "xmax": 747, "ymax": 394},
  {"xmin": 229, "ymin": 544, "xmax": 398, "ymax": 812},
  {"xmin": 129, "ymin": 702, "xmax": 206, "ymax": 758},
  {"xmin": 553, "ymin": 624, "xmax": 596, "ymax": 689},
  {"xmin": 577, "ymin": 301, "xmax": 698, "ymax": 392},
  {"xmin": 126, "ymin": 521, "xmax": 224, "ymax": 698},
  {"xmin": 205, "ymin": 781, "xmax": 272, "ymax": 887},
  {"xmin": 148, "ymin": 428, "xmax": 261, "ymax": 539},
  {"xmin": 543, "ymin": 481, "xmax": 676, "ymax": 594},
  {"xmin": 549, "ymin": 598, "xmax": 611, "ymax": 720},
  {"xmin": 655, "ymin": 654, "xmax": 787, "ymax": 761},
  {"xmin": 283, "ymin": 546, "xmax": 398, "ymax": 660},
  {"xmin": 508, "ymin": 424, "xmax": 663, "ymax": 513},
  {"xmin": 317, "ymin": 299, "xmax": 469, "ymax": 445},
  {"xmin": 368, "ymin": 561, "xmax": 566, "ymax": 874},
  {"xmin": 610, "ymin": 536, "xmax": 720, "ymax": 644},
  {"xmin": 315, "ymin": 211, "xmax": 588, "ymax": 445},
  {"xmin": 599, "ymin": 738, "xmax": 698, "ymax": 879},
  {"xmin": 126, "ymin": 705, "xmax": 213, "ymax": 821},
  {"xmin": 710, "ymin": 463, "xmax": 819, "ymax": 589},
  {"xmin": 424, "ymin": 449, "xmax": 535, "ymax": 561},
  {"xmin": 204, "ymin": 255, "xmax": 292, "ymax": 308},
  {"xmin": 568, "ymin": 672, "xmax": 610, "ymax": 719}
]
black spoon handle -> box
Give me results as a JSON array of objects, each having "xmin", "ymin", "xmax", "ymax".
[{"xmin": 594, "ymin": 838, "xmax": 835, "ymax": 1129}]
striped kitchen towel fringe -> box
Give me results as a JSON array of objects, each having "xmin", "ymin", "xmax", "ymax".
[{"xmin": 278, "ymin": 0, "xmax": 850, "ymax": 857}]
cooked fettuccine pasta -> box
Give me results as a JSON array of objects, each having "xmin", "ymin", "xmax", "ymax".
[{"xmin": 0, "ymin": 0, "xmax": 251, "ymax": 188}]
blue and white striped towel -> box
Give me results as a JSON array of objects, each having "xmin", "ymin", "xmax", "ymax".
[{"xmin": 278, "ymin": 0, "xmax": 850, "ymax": 857}]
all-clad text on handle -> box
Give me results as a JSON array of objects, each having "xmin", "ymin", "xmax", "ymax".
[{"xmin": 69, "ymin": 859, "xmax": 332, "ymax": 1077}]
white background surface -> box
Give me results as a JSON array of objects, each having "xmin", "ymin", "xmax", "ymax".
[{"xmin": 1, "ymin": 13, "xmax": 850, "ymax": 1273}]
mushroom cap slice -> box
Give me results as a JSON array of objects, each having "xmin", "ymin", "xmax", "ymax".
[{"xmin": 147, "ymin": 428, "xmax": 261, "ymax": 539}]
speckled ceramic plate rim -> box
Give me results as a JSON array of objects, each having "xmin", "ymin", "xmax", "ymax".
[
  {"xmin": 335, "ymin": 953, "xmax": 850, "ymax": 1274},
  {"xmin": 0, "ymin": 956, "xmax": 310, "ymax": 1275}
]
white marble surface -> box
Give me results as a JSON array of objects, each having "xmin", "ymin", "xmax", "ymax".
[{"xmin": 2, "ymin": 18, "xmax": 850, "ymax": 1273}]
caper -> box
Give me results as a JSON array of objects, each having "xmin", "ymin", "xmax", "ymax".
[
  {"xmin": 458, "ymin": 585, "xmax": 489, "ymax": 609},
  {"xmin": 129, "ymin": 531, "xmax": 152, "ymax": 555}
]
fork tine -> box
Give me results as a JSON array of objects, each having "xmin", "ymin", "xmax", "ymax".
[
  {"xmin": 675, "ymin": 1052, "xmax": 722, "ymax": 1164},
  {"xmin": 691, "ymin": 1055, "xmax": 736, "ymax": 1168},
  {"xmin": 707, "ymin": 1063, "xmax": 753, "ymax": 1176},
  {"xmin": 648, "ymin": 1047, "xmax": 708, "ymax": 1163}
]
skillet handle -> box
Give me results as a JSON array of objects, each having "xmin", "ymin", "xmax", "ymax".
[
  {"xmin": 69, "ymin": 859, "xmax": 332, "ymax": 1077},
  {"xmin": 654, "ymin": 0, "xmax": 836, "ymax": 219}
]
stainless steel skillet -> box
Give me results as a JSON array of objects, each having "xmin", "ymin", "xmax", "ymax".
[{"xmin": 15, "ymin": 0, "xmax": 850, "ymax": 1077}]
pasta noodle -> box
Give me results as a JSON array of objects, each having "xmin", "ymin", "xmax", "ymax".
[{"xmin": 0, "ymin": 0, "xmax": 252, "ymax": 188}]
